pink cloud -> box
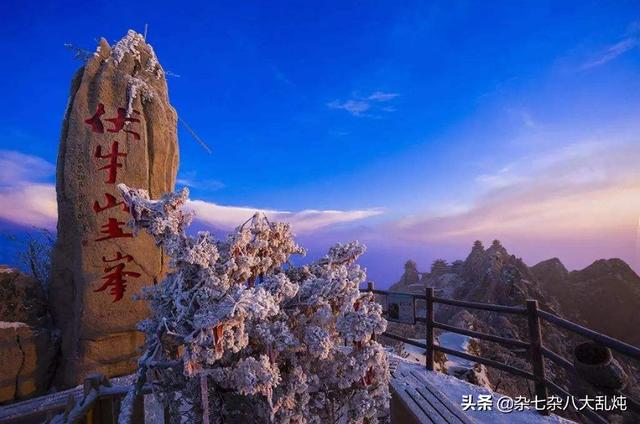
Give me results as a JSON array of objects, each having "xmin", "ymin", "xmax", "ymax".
[
  {"xmin": 385, "ymin": 141, "xmax": 640, "ymax": 272},
  {"xmin": 0, "ymin": 151, "xmax": 57, "ymax": 229}
]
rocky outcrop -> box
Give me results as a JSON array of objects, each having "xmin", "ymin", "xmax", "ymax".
[
  {"xmin": 430, "ymin": 259, "xmax": 450, "ymax": 277},
  {"xmin": 0, "ymin": 322, "xmax": 58, "ymax": 403},
  {"xmin": 533, "ymin": 257, "xmax": 640, "ymax": 347},
  {"xmin": 389, "ymin": 241, "xmax": 640, "ymax": 415},
  {"xmin": 390, "ymin": 260, "xmax": 421, "ymax": 291},
  {"xmin": 49, "ymin": 30, "xmax": 179, "ymax": 386},
  {"xmin": 388, "ymin": 241, "xmax": 568, "ymax": 398},
  {"xmin": 435, "ymin": 241, "xmax": 568, "ymax": 396},
  {"xmin": 0, "ymin": 268, "xmax": 58, "ymax": 403},
  {"xmin": 442, "ymin": 239, "xmax": 556, "ymax": 312},
  {"xmin": 531, "ymin": 258, "xmax": 569, "ymax": 300}
]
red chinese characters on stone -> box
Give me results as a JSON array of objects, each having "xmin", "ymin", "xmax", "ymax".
[
  {"xmin": 102, "ymin": 251, "xmax": 134, "ymax": 263},
  {"xmin": 95, "ymin": 218, "xmax": 133, "ymax": 242},
  {"xmin": 94, "ymin": 141, "xmax": 127, "ymax": 184},
  {"xmin": 85, "ymin": 103, "xmax": 141, "ymax": 140},
  {"xmin": 106, "ymin": 108, "xmax": 141, "ymax": 140},
  {"xmin": 86, "ymin": 101, "xmax": 144, "ymax": 303},
  {"xmin": 95, "ymin": 252, "xmax": 141, "ymax": 302},
  {"xmin": 93, "ymin": 193, "xmax": 130, "ymax": 213},
  {"xmin": 84, "ymin": 103, "xmax": 106, "ymax": 133}
]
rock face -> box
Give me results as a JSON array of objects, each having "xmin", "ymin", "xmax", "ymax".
[
  {"xmin": 49, "ymin": 30, "xmax": 179, "ymax": 386},
  {"xmin": 533, "ymin": 257, "xmax": 640, "ymax": 347},
  {"xmin": 431, "ymin": 241, "xmax": 570, "ymax": 397},
  {"xmin": 530, "ymin": 257, "xmax": 569, "ymax": 300},
  {"xmin": 0, "ymin": 268, "xmax": 58, "ymax": 403},
  {"xmin": 430, "ymin": 259, "xmax": 450, "ymax": 277},
  {"xmin": 0, "ymin": 322, "xmax": 58, "ymax": 403},
  {"xmin": 390, "ymin": 260, "xmax": 421, "ymax": 291}
]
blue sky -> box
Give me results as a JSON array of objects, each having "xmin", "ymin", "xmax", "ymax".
[{"xmin": 1, "ymin": 1, "xmax": 640, "ymax": 285}]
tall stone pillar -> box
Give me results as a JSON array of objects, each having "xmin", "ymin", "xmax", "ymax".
[{"xmin": 50, "ymin": 30, "xmax": 179, "ymax": 386}]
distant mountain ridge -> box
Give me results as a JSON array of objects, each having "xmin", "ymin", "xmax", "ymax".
[
  {"xmin": 532, "ymin": 257, "xmax": 640, "ymax": 347},
  {"xmin": 391, "ymin": 243, "xmax": 640, "ymax": 348}
]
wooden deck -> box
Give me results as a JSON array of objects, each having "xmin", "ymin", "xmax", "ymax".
[{"xmin": 390, "ymin": 360, "xmax": 477, "ymax": 424}]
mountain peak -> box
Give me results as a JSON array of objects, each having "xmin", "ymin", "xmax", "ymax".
[
  {"xmin": 573, "ymin": 258, "xmax": 640, "ymax": 284},
  {"xmin": 532, "ymin": 257, "xmax": 568, "ymax": 278},
  {"xmin": 463, "ymin": 239, "xmax": 514, "ymax": 282}
]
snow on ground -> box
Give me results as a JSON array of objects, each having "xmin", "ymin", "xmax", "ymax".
[
  {"xmin": 403, "ymin": 338, "xmax": 427, "ymax": 366},
  {"xmin": 404, "ymin": 333, "xmax": 475, "ymax": 371},
  {"xmin": 394, "ymin": 358, "xmax": 575, "ymax": 424},
  {"xmin": 439, "ymin": 332, "xmax": 474, "ymax": 369}
]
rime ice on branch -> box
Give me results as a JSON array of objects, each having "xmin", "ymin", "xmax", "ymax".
[{"xmin": 117, "ymin": 184, "xmax": 390, "ymax": 424}]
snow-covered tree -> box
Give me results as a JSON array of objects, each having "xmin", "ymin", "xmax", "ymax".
[{"xmin": 116, "ymin": 184, "xmax": 390, "ymax": 424}]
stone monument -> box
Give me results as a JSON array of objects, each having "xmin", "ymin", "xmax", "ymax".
[{"xmin": 50, "ymin": 30, "xmax": 179, "ymax": 386}]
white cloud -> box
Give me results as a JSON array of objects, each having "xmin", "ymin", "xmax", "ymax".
[
  {"xmin": 367, "ymin": 91, "xmax": 400, "ymax": 101},
  {"xmin": 476, "ymin": 141, "xmax": 610, "ymax": 189},
  {"xmin": 0, "ymin": 183, "xmax": 57, "ymax": 228},
  {"xmin": 582, "ymin": 36, "xmax": 639, "ymax": 69},
  {"xmin": 0, "ymin": 151, "xmax": 57, "ymax": 228},
  {"xmin": 176, "ymin": 170, "xmax": 225, "ymax": 191},
  {"xmin": 187, "ymin": 200, "xmax": 382, "ymax": 233},
  {"xmin": 474, "ymin": 171, "xmax": 524, "ymax": 189},
  {"xmin": 0, "ymin": 150, "xmax": 55, "ymax": 186},
  {"xmin": 327, "ymin": 91, "xmax": 399, "ymax": 117},
  {"xmin": 0, "ymin": 151, "xmax": 381, "ymax": 233},
  {"xmin": 327, "ymin": 99, "xmax": 371, "ymax": 116}
]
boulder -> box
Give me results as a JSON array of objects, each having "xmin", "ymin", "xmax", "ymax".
[
  {"xmin": 0, "ymin": 322, "xmax": 58, "ymax": 403},
  {"xmin": 49, "ymin": 30, "xmax": 179, "ymax": 386}
]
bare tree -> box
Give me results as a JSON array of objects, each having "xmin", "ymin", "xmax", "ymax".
[{"xmin": 3, "ymin": 228, "xmax": 55, "ymax": 293}]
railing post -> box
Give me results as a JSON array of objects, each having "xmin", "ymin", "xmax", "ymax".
[
  {"xmin": 164, "ymin": 406, "xmax": 172, "ymax": 423},
  {"xmin": 132, "ymin": 394, "xmax": 146, "ymax": 423},
  {"xmin": 367, "ymin": 281, "xmax": 376, "ymax": 341},
  {"xmin": 526, "ymin": 299, "xmax": 549, "ymax": 415},
  {"xmin": 84, "ymin": 373, "xmax": 119, "ymax": 424},
  {"xmin": 426, "ymin": 287, "xmax": 435, "ymax": 371},
  {"xmin": 83, "ymin": 373, "xmax": 102, "ymax": 424},
  {"xmin": 63, "ymin": 394, "xmax": 75, "ymax": 420}
]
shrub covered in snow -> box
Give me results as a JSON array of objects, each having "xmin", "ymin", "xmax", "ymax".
[{"xmin": 116, "ymin": 184, "xmax": 390, "ymax": 423}]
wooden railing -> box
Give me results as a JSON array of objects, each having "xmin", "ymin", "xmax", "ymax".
[
  {"xmin": 47, "ymin": 373, "xmax": 152, "ymax": 424},
  {"xmin": 0, "ymin": 373, "xmax": 155, "ymax": 424},
  {"xmin": 362, "ymin": 283, "xmax": 640, "ymax": 424}
]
